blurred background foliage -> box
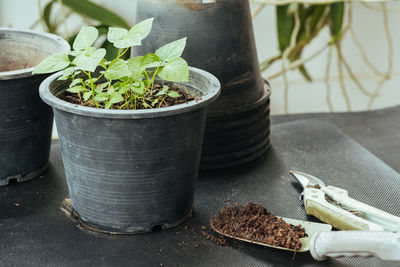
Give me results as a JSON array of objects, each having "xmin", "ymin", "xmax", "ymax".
[
  {"xmin": 34, "ymin": 0, "xmax": 131, "ymax": 60},
  {"xmin": 34, "ymin": 0, "xmax": 392, "ymax": 113}
]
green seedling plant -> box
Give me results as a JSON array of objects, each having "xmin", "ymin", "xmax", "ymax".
[{"xmin": 33, "ymin": 18, "xmax": 189, "ymax": 110}]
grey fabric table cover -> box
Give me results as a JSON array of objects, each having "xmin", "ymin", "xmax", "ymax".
[{"xmin": 1, "ymin": 106, "xmax": 400, "ymax": 266}]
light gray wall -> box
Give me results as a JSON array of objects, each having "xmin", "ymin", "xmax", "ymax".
[{"xmin": 1, "ymin": 0, "xmax": 399, "ymax": 114}]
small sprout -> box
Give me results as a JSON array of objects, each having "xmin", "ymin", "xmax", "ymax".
[{"xmin": 167, "ymin": 91, "xmax": 180, "ymax": 98}]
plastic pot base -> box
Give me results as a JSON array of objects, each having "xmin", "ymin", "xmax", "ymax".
[
  {"xmin": 72, "ymin": 207, "xmax": 194, "ymax": 235},
  {"xmin": 200, "ymin": 85, "xmax": 271, "ymax": 170},
  {"xmin": 0, "ymin": 162, "xmax": 49, "ymax": 186}
]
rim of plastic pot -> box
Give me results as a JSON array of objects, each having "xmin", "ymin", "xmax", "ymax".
[
  {"xmin": 39, "ymin": 66, "xmax": 221, "ymax": 119},
  {"xmin": 0, "ymin": 28, "xmax": 70, "ymax": 80}
]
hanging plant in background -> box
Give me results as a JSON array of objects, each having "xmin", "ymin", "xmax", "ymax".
[
  {"xmin": 33, "ymin": 0, "xmax": 130, "ymax": 60},
  {"xmin": 251, "ymin": 1, "xmax": 393, "ymax": 113}
]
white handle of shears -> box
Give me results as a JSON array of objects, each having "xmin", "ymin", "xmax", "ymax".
[
  {"xmin": 303, "ymin": 187, "xmax": 384, "ymax": 231},
  {"xmin": 310, "ymin": 231, "xmax": 400, "ymax": 261},
  {"xmin": 322, "ymin": 186, "xmax": 400, "ymax": 232}
]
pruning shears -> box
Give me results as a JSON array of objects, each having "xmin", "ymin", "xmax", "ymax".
[{"xmin": 290, "ymin": 170, "xmax": 400, "ymax": 232}]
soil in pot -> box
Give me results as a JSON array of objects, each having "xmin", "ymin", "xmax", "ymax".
[
  {"xmin": 210, "ymin": 202, "xmax": 307, "ymax": 250},
  {"xmin": 62, "ymin": 83, "xmax": 198, "ymax": 109}
]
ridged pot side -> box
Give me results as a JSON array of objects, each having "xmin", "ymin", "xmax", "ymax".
[
  {"xmin": 0, "ymin": 28, "xmax": 70, "ymax": 185},
  {"xmin": 40, "ymin": 68, "xmax": 220, "ymax": 233}
]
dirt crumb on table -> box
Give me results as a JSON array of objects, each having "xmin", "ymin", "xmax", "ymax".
[
  {"xmin": 210, "ymin": 202, "xmax": 307, "ymax": 251},
  {"xmin": 201, "ymin": 231, "xmax": 228, "ymax": 246}
]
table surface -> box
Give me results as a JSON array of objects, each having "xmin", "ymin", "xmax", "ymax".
[{"xmin": 1, "ymin": 105, "xmax": 400, "ymax": 266}]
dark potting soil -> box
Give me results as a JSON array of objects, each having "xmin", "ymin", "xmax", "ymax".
[
  {"xmin": 210, "ymin": 202, "xmax": 307, "ymax": 251},
  {"xmin": 61, "ymin": 83, "xmax": 197, "ymax": 110}
]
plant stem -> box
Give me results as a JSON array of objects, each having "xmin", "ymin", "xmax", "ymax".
[
  {"xmin": 259, "ymin": 54, "xmax": 282, "ymax": 73},
  {"xmin": 281, "ymin": 8, "xmax": 301, "ymax": 114},
  {"xmin": 336, "ymin": 46, "xmax": 372, "ymax": 97},
  {"xmin": 368, "ymin": 3, "xmax": 393, "ymax": 109},
  {"xmin": 336, "ymin": 44, "xmax": 351, "ymax": 112},
  {"xmin": 349, "ymin": 27, "xmax": 385, "ymax": 77},
  {"xmin": 267, "ymin": 42, "xmax": 330, "ymax": 80},
  {"xmin": 252, "ymin": 4, "xmax": 266, "ymax": 18},
  {"xmin": 83, "ymin": 71, "xmax": 99, "ymax": 108},
  {"xmin": 325, "ymin": 47, "xmax": 334, "ymax": 112}
]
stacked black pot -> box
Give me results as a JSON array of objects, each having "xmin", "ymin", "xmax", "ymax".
[
  {"xmin": 0, "ymin": 28, "xmax": 70, "ymax": 186},
  {"xmin": 133, "ymin": 0, "xmax": 271, "ymax": 169}
]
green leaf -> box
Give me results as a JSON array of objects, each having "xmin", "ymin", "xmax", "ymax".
[
  {"xmin": 109, "ymin": 92, "xmax": 124, "ymax": 104},
  {"xmin": 43, "ymin": 1, "xmax": 55, "ymax": 33},
  {"xmin": 156, "ymin": 85, "xmax": 168, "ymax": 96},
  {"xmin": 151, "ymin": 99, "xmax": 159, "ymax": 107},
  {"xmin": 107, "ymin": 27, "xmax": 140, "ymax": 48},
  {"xmin": 132, "ymin": 86, "xmax": 145, "ymax": 95},
  {"xmin": 33, "ymin": 53, "xmax": 70, "ymax": 74},
  {"xmin": 104, "ymin": 59, "xmax": 130, "ymax": 80},
  {"xmin": 73, "ymin": 26, "xmax": 99, "ymax": 51},
  {"xmin": 276, "ymin": 5, "xmax": 294, "ymax": 52},
  {"xmin": 158, "ymin": 57, "xmax": 189, "ymax": 82},
  {"xmin": 83, "ymin": 91, "xmax": 92, "ymax": 101},
  {"xmin": 141, "ymin": 53, "xmax": 161, "ymax": 69},
  {"xmin": 63, "ymin": 67, "xmax": 76, "ymax": 76},
  {"xmin": 57, "ymin": 67, "xmax": 76, "ymax": 80},
  {"xmin": 105, "ymin": 101, "xmax": 112, "ymax": 109},
  {"xmin": 72, "ymin": 48, "xmax": 106, "ymax": 72},
  {"xmin": 69, "ymin": 78, "xmax": 83, "ymax": 88},
  {"xmin": 107, "ymin": 27, "xmax": 127, "ymax": 43},
  {"xmin": 119, "ymin": 85, "xmax": 130, "ymax": 94},
  {"xmin": 298, "ymin": 64, "xmax": 313, "ymax": 82},
  {"xmin": 329, "ymin": 2, "xmax": 344, "ymax": 40},
  {"xmin": 95, "ymin": 83, "xmax": 108, "ymax": 93},
  {"xmin": 127, "ymin": 18, "xmax": 154, "ymax": 43},
  {"xmin": 102, "ymin": 39, "xmax": 121, "ymax": 61},
  {"xmin": 67, "ymin": 86, "xmax": 87, "ymax": 93},
  {"xmin": 155, "ymin": 37, "xmax": 187, "ymax": 61},
  {"xmin": 167, "ymin": 91, "xmax": 180, "ymax": 98},
  {"xmin": 93, "ymin": 92, "xmax": 109, "ymax": 102},
  {"xmin": 61, "ymin": 0, "xmax": 129, "ymax": 28},
  {"xmin": 309, "ymin": 5, "xmax": 328, "ymax": 33},
  {"xmin": 106, "ymin": 18, "xmax": 154, "ymax": 49},
  {"xmin": 69, "ymin": 50, "xmax": 84, "ymax": 57},
  {"xmin": 127, "ymin": 56, "xmax": 144, "ymax": 79}
]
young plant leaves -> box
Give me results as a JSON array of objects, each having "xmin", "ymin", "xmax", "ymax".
[
  {"xmin": 73, "ymin": 26, "xmax": 99, "ymax": 51},
  {"xmin": 155, "ymin": 37, "xmax": 187, "ymax": 61},
  {"xmin": 72, "ymin": 48, "xmax": 106, "ymax": 72},
  {"xmin": 83, "ymin": 91, "xmax": 92, "ymax": 101},
  {"xmin": 141, "ymin": 53, "xmax": 161, "ymax": 69},
  {"xmin": 107, "ymin": 27, "xmax": 140, "ymax": 48},
  {"xmin": 33, "ymin": 53, "xmax": 70, "ymax": 74},
  {"xmin": 158, "ymin": 57, "xmax": 189, "ymax": 82},
  {"xmin": 167, "ymin": 91, "xmax": 180, "ymax": 98},
  {"xmin": 67, "ymin": 86, "xmax": 87, "ymax": 93},
  {"xmin": 107, "ymin": 18, "xmax": 154, "ymax": 49},
  {"xmin": 104, "ymin": 59, "xmax": 130, "ymax": 80},
  {"xmin": 93, "ymin": 92, "xmax": 109, "ymax": 102},
  {"xmin": 127, "ymin": 18, "xmax": 154, "ymax": 44},
  {"xmin": 109, "ymin": 92, "xmax": 124, "ymax": 104},
  {"xmin": 127, "ymin": 56, "xmax": 144, "ymax": 79}
]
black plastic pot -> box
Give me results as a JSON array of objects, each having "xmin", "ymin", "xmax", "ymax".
[
  {"xmin": 0, "ymin": 28, "xmax": 70, "ymax": 186},
  {"xmin": 133, "ymin": 0, "xmax": 271, "ymax": 169},
  {"xmin": 39, "ymin": 67, "xmax": 220, "ymax": 233}
]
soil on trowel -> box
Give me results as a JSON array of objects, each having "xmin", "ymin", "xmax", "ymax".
[
  {"xmin": 210, "ymin": 202, "xmax": 307, "ymax": 251},
  {"xmin": 62, "ymin": 83, "xmax": 198, "ymax": 110}
]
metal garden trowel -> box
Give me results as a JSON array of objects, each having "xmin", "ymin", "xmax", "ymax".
[{"xmin": 211, "ymin": 216, "xmax": 400, "ymax": 261}]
